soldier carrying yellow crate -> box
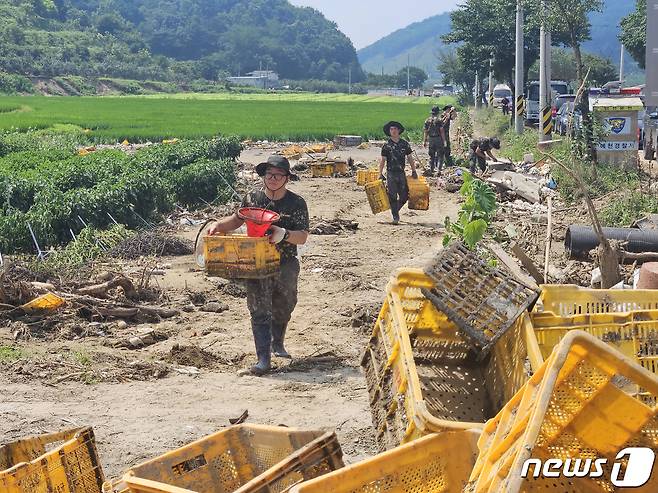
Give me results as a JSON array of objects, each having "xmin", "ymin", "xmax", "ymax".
[
  {"xmin": 379, "ymin": 121, "xmax": 419, "ymax": 225},
  {"xmin": 208, "ymin": 155, "xmax": 309, "ymax": 375}
]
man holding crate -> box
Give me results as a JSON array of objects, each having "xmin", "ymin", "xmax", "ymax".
[
  {"xmin": 379, "ymin": 121, "xmax": 419, "ymax": 225},
  {"xmin": 208, "ymin": 155, "xmax": 309, "ymax": 375}
]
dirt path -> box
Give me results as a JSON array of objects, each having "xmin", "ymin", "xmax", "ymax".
[{"xmin": 0, "ymin": 144, "xmax": 460, "ymax": 480}]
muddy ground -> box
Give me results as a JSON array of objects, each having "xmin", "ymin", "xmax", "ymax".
[{"xmin": 0, "ymin": 143, "xmax": 461, "ymax": 480}]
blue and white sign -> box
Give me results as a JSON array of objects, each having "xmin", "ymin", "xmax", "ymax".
[{"xmin": 604, "ymin": 116, "xmax": 632, "ymax": 135}]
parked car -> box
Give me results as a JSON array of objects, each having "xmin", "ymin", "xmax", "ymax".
[
  {"xmin": 525, "ymin": 80, "xmax": 570, "ymax": 124},
  {"xmin": 554, "ymin": 102, "xmax": 582, "ymax": 136}
]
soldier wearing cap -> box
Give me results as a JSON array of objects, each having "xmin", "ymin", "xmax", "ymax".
[
  {"xmin": 423, "ymin": 106, "xmax": 446, "ymax": 176},
  {"xmin": 379, "ymin": 121, "xmax": 419, "ymax": 224},
  {"xmin": 208, "ymin": 155, "xmax": 309, "ymax": 375}
]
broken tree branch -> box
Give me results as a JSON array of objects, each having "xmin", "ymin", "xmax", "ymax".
[{"xmin": 542, "ymin": 152, "xmax": 621, "ymax": 288}]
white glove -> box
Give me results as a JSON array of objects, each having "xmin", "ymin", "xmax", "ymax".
[{"xmin": 268, "ymin": 226, "xmax": 286, "ymax": 244}]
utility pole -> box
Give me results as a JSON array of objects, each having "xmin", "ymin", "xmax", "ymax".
[
  {"xmin": 475, "ymin": 70, "xmax": 480, "ymax": 109},
  {"xmin": 348, "ymin": 68, "xmax": 352, "ymax": 94},
  {"xmin": 619, "ymin": 43, "xmax": 625, "ymax": 83},
  {"xmin": 488, "ymin": 53, "xmax": 494, "ymax": 107},
  {"xmin": 538, "ymin": 0, "xmax": 552, "ymax": 141},
  {"xmin": 407, "ymin": 54, "xmax": 410, "ymax": 92},
  {"xmin": 514, "ymin": 0, "xmax": 524, "ymax": 134}
]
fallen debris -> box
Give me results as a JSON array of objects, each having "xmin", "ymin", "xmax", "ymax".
[
  {"xmin": 115, "ymin": 328, "xmax": 168, "ymax": 349},
  {"xmin": 109, "ymin": 229, "xmax": 193, "ymax": 259},
  {"xmin": 167, "ymin": 344, "xmax": 217, "ymax": 368},
  {"xmin": 310, "ymin": 218, "xmax": 359, "ymax": 235},
  {"xmin": 200, "ymin": 301, "xmax": 229, "ymax": 313}
]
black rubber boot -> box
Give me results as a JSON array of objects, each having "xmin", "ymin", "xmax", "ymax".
[
  {"xmin": 271, "ymin": 323, "xmax": 291, "ymax": 359},
  {"xmin": 250, "ymin": 349, "xmax": 271, "ymax": 375},
  {"xmin": 251, "ymin": 320, "xmax": 272, "ymax": 375}
]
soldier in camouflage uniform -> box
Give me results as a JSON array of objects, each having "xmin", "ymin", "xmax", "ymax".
[
  {"xmin": 208, "ymin": 155, "xmax": 309, "ymax": 375},
  {"xmin": 379, "ymin": 121, "xmax": 419, "ymax": 224},
  {"xmin": 423, "ymin": 106, "xmax": 446, "ymax": 176},
  {"xmin": 441, "ymin": 105, "xmax": 457, "ymax": 167}
]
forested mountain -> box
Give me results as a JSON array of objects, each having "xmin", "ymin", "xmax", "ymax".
[
  {"xmin": 358, "ymin": 0, "xmax": 639, "ymax": 79},
  {"xmin": 0, "ymin": 0, "xmax": 364, "ymax": 82}
]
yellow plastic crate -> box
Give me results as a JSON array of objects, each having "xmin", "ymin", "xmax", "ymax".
[
  {"xmin": 365, "ymin": 180, "xmax": 390, "ymax": 214},
  {"xmin": 356, "ymin": 169, "xmax": 379, "ymax": 186},
  {"xmin": 406, "ymin": 176, "xmax": 429, "ymax": 211},
  {"xmin": 203, "ymin": 234, "xmax": 280, "ymax": 279},
  {"xmin": 531, "ymin": 309, "xmax": 658, "ymax": 382},
  {"xmin": 111, "ymin": 425, "xmax": 343, "ymax": 493},
  {"xmin": 288, "ymin": 430, "xmax": 481, "ymax": 493},
  {"xmin": 467, "ymin": 331, "xmax": 658, "ymax": 493},
  {"xmin": 361, "ymin": 268, "xmax": 542, "ymax": 450},
  {"xmin": 0, "ymin": 427, "xmax": 105, "ymax": 493},
  {"xmin": 310, "ymin": 163, "xmax": 334, "ymax": 177},
  {"xmin": 535, "ymin": 284, "xmax": 658, "ymax": 316}
]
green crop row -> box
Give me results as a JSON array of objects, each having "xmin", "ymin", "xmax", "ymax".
[
  {"xmin": 0, "ymin": 95, "xmax": 458, "ymax": 142},
  {"xmin": 0, "ymin": 133, "xmax": 241, "ymax": 253}
]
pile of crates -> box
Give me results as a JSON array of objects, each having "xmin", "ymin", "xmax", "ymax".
[
  {"xmin": 7, "ymin": 242, "xmax": 658, "ymax": 493},
  {"xmin": 362, "ymin": 243, "xmax": 542, "ymax": 451}
]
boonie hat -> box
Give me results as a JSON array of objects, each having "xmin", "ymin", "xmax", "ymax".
[
  {"xmin": 383, "ymin": 121, "xmax": 405, "ymax": 136},
  {"xmin": 255, "ymin": 155, "xmax": 299, "ymax": 181}
]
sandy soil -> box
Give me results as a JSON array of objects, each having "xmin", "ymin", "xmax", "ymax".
[{"xmin": 0, "ymin": 142, "xmax": 460, "ymax": 480}]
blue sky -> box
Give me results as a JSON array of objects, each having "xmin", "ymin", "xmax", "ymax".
[{"xmin": 289, "ymin": 0, "xmax": 460, "ymax": 49}]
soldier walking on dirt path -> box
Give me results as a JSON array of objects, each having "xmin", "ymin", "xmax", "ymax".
[
  {"xmin": 441, "ymin": 105, "xmax": 457, "ymax": 168},
  {"xmin": 207, "ymin": 155, "xmax": 309, "ymax": 376},
  {"xmin": 422, "ymin": 106, "xmax": 446, "ymax": 176},
  {"xmin": 379, "ymin": 121, "xmax": 419, "ymax": 225}
]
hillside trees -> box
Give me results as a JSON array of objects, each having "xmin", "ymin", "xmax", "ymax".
[{"xmin": 619, "ymin": 0, "xmax": 647, "ymax": 68}]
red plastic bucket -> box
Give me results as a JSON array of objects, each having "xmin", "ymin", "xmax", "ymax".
[{"xmin": 238, "ymin": 207, "xmax": 281, "ymax": 237}]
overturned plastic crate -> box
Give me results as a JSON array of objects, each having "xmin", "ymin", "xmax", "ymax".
[
  {"xmin": 466, "ymin": 331, "xmax": 658, "ymax": 493},
  {"xmin": 531, "ymin": 309, "xmax": 658, "ymax": 403},
  {"xmin": 111, "ymin": 425, "xmax": 343, "ymax": 493},
  {"xmin": 361, "ymin": 268, "xmax": 542, "ymax": 450},
  {"xmin": 534, "ymin": 284, "xmax": 658, "ymax": 317},
  {"xmin": 422, "ymin": 242, "xmax": 540, "ymax": 355},
  {"xmin": 0, "ymin": 427, "xmax": 105, "ymax": 493},
  {"xmin": 310, "ymin": 163, "xmax": 334, "ymax": 178},
  {"xmin": 288, "ymin": 430, "xmax": 481, "ymax": 493}
]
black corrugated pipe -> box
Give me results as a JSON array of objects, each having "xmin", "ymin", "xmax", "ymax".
[{"xmin": 565, "ymin": 225, "xmax": 658, "ymax": 258}]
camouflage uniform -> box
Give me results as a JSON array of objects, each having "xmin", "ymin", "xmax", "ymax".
[
  {"xmin": 442, "ymin": 115, "xmax": 454, "ymax": 166},
  {"xmin": 381, "ymin": 138, "xmax": 413, "ymax": 222},
  {"xmin": 240, "ymin": 189, "xmax": 309, "ymax": 364},
  {"xmin": 424, "ymin": 115, "xmax": 445, "ymax": 172},
  {"xmin": 469, "ymin": 137, "xmax": 493, "ymax": 173}
]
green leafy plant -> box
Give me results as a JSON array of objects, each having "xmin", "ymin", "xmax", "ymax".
[{"xmin": 443, "ymin": 171, "xmax": 497, "ymax": 249}]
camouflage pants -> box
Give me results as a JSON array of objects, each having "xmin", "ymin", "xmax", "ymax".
[
  {"xmin": 428, "ymin": 136, "xmax": 444, "ymax": 171},
  {"xmin": 442, "ymin": 133, "xmax": 453, "ymax": 166},
  {"xmin": 246, "ymin": 258, "xmax": 300, "ymax": 359},
  {"xmin": 386, "ymin": 172, "xmax": 409, "ymax": 222}
]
